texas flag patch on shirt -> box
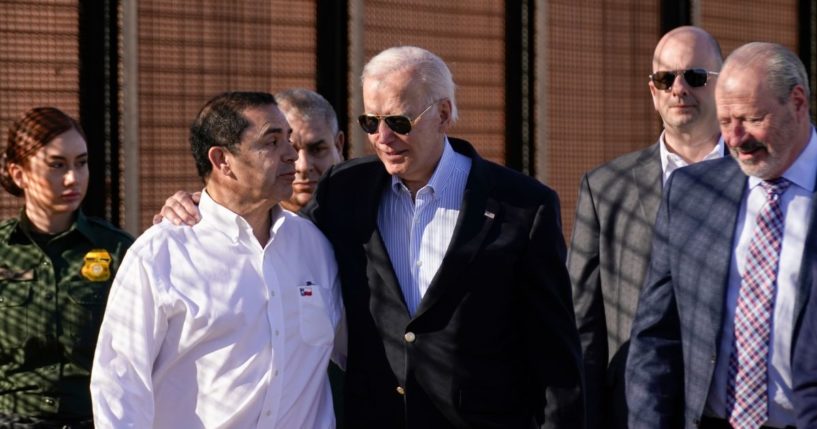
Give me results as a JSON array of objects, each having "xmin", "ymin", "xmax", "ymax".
[{"xmin": 299, "ymin": 281, "xmax": 314, "ymax": 296}]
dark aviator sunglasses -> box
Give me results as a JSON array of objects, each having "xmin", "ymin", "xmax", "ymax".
[
  {"xmin": 358, "ymin": 101, "xmax": 439, "ymax": 135},
  {"xmin": 649, "ymin": 68, "xmax": 719, "ymax": 90}
]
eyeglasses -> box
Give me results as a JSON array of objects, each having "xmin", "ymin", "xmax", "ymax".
[
  {"xmin": 649, "ymin": 68, "xmax": 719, "ymax": 90},
  {"xmin": 358, "ymin": 101, "xmax": 438, "ymax": 135}
]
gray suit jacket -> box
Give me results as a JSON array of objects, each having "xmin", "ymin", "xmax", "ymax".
[
  {"xmin": 568, "ymin": 142, "xmax": 662, "ymax": 428},
  {"xmin": 626, "ymin": 156, "xmax": 817, "ymax": 428}
]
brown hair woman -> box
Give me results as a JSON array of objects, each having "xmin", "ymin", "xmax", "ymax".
[{"xmin": 0, "ymin": 107, "xmax": 132, "ymax": 428}]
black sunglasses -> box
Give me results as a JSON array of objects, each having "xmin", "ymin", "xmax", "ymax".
[
  {"xmin": 649, "ymin": 68, "xmax": 719, "ymax": 90},
  {"xmin": 358, "ymin": 101, "xmax": 438, "ymax": 135}
]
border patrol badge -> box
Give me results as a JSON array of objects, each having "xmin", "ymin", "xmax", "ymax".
[{"xmin": 81, "ymin": 249, "xmax": 112, "ymax": 281}]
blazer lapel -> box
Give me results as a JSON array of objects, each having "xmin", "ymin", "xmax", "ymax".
[
  {"xmin": 360, "ymin": 168, "xmax": 412, "ymax": 317},
  {"xmin": 412, "ymin": 156, "xmax": 498, "ymax": 319},
  {"xmin": 633, "ymin": 142, "xmax": 663, "ymax": 223},
  {"xmin": 364, "ymin": 227, "xmax": 411, "ymax": 316},
  {"xmin": 700, "ymin": 160, "xmax": 748, "ymax": 346}
]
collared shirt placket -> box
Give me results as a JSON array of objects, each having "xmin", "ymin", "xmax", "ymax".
[
  {"xmin": 252, "ymin": 232, "xmax": 284, "ymax": 428},
  {"xmin": 410, "ymin": 188, "xmax": 432, "ymax": 315}
]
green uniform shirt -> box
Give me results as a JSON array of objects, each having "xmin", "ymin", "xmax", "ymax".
[{"xmin": 0, "ymin": 210, "xmax": 132, "ymax": 419}]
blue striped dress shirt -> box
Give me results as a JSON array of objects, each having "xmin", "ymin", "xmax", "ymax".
[{"xmin": 377, "ymin": 138, "xmax": 472, "ymax": 316}]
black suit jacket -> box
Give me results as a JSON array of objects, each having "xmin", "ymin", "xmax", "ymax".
[{"xmin": 303, "ymin": 138, "xmax": 583, "ymax": 429}]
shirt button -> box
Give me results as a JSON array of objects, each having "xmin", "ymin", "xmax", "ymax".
[
  {"xmin": 396, "ymin": 386, "xmax": 405, "ymax": 395},
  {"xmin": 270, "ymin": 291, "xmax": 275, "ymax": 297},
  {"xmin": 416, "ymin": 260, "xmax": 422, "ymax": 267},
  {"xmin": 275, "ymin": 330, "xmax": 279, "ymax": 336},
  {"xmin": 404, "ymin": 332, "xmax": 416, "ymax": 343},
  {"xmin": 274, "ymin": 370, "xmax": 279, "ymax": 376},
  {"xmin": 44, "ymin": 398, "xmax": 55, "ymax": 405},
  {"xmin": 710, "ymin": 353, "xmax": 716, "ymax": 364},
  {"xmin": 265, "ymin": 410, "xmax": 271, "ymax": 417}
]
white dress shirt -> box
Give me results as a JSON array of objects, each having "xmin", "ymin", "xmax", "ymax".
[
  {"xmin": 91, "ymin": 191, "xmax": 344, "ymax": 429},
  {"xmin": 705, "ymin": 129, "xmax": 817, "ymax": 427},
  {"xmin": 377, "ymin": 138, "xmax": 471, "ymax": 316},
  {"xmin": 659, "ymin": 131, "xmax": 725, "ymax": 185}
]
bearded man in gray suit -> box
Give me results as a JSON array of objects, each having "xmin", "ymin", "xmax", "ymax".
[{"xmin": 568, "ymin": 26, "xmax": 725, "ymax": 429}]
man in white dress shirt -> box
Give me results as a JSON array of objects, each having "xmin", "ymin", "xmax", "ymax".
[{"xmin": 90, "ymin": 92, "xmax": 345, "ymax": 429}]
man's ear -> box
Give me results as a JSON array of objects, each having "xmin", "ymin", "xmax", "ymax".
[
  {"xmin": 648, "ymin": 81, "xmax": 661, "ymax": 112},
  {"xmin": 8, "ymin": 163, "xmax": 26, "ymax": 190},
  {"xmin": 438, "ymin": 99, "xmax": 453, "ymax": 133},
  {"xmin": 334, "ymin": 131, "xmax": 346, "ymax": 159},
  {"xmin": 790, "ymin": 84, "xmax": 809, "ymax": 121},
  {"xmin": 208, "ymin": 146, "xmax": 231, "ymax": 177}
]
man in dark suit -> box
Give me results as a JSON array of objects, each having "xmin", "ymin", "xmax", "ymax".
[
  {"xmin": 568, "ymin": 26, "xmax": 724, "ymax": 429},
  {"xmin": 158, "ymin": 48, "xmax": 582, "ymax": 428},
  {"xmin": 627, "ymin": 42, "xmax": 816, "ymax": 429},
  {"xmin": 303, "ymin": 46, "xmax": 583, "ymax": 428}
]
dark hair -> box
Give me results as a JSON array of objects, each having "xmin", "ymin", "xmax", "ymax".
[
  {"xmin": 190, "ymin": 91, "xmax": 276, "ymax": 179},
  {"xmin": 1, "ymin": 107, "xmax": 85, "ymax": 197}
]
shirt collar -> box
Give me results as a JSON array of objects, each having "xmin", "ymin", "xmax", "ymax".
[
  {"xmin": 198, "ymin": 189, "xmax": 284, "ymax": 244},
  {"xmin": 390, "ymin": 136, "xmax": 456, "ymax": 199},
  {"xmin": 659, "ymin": 131, "xmax": 725, "ymax": 174},
  {"xmin": 747, "ymin": 126, "xmax": 817, "ymax": 193},
  {"xmin": 11, "ymin": 209, "xmax": 90, "ymax": 244},
  {"xmin": 73, "ymin": 210, "xmax": 98, "ymax": 241}
]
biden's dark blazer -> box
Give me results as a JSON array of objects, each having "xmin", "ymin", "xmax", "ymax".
[
  {"xmin": 626, "ymin": 156, "xmax": 817, "ymax": 429},
  {"xmin": 303, "ymin": 137, "xmax": 584, "ymax": 429}
]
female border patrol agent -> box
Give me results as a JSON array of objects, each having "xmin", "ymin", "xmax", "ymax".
[{"xmin": 0, "ymin": 107, "xmax": 132, "ymax": 428}]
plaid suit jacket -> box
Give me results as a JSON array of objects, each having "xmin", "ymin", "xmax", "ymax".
[{"xmin": 626, "ymin": 156, "xmax": 817, "ymax": 429}]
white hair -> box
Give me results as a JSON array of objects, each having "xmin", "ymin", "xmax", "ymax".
[
  {"xmin": 725, "ymin": 42, "xmax": 810, "ymax": 102},
  {"xmin": 362, "ymin": 46, "xmax": 458, "ymax": 123}
]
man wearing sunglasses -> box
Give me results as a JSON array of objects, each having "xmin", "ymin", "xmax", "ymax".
[
  {"xmin": 303, "ymin": 46, "xmax": 583, "ymax": 428},
  {"xmin": 156, "ymin": 47, "xmax": 583, "ymax": 427},
  {"xmin": 628, "ymin": 42, "xmax": 815, "ymax": 429},
  {"xmin": 568, "ymin": 26, "xmax": 725, "ymax": 429}
]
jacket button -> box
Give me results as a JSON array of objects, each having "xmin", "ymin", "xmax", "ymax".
[
  {"xmin": 396, "ymin": 386, "xmax": 405, "ymax": 395},
  {"xmin": 404, "ymin": 332, "xmax": 416, "ymax": 343}
]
